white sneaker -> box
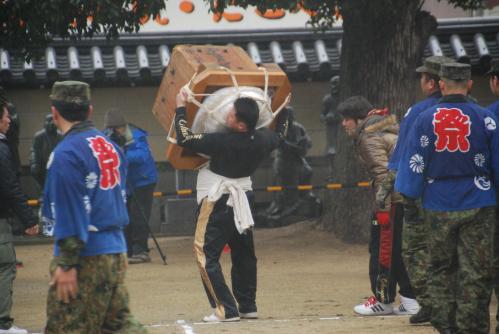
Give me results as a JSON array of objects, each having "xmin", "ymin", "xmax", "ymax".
[
  {"xmin": 393, "ymin": 295, "xmax": 420, "ymax": 315},
  {"xmin": 240, "ymin": 311, "xmax": 258, "ymax": 319},
  {"xmin": 202, "ymin": 313, "xmax": 240, "ymax": 323},
  {"xmin": 0, "ymin": 325, "xmax": 28, "ymax": 334},
  {"xmin": 353, "ymin": 296, "xmax": 393, "ymax": 315}
]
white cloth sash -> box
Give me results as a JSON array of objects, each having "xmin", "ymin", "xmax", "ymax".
[{"xmin": 197, "ymin": 167, "xmax": 254, "ymax": 234}]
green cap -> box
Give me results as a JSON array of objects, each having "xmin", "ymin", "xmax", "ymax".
[
  {"xmin": 50, "ymin": 81, "xmax": 91, "ymax": 104},
  {"xmin": 439, "ymin": 62, "xmax": 471, "ymax": 81},
  {"xmin": 416, "ymin": 56, "xmax": 455, "ymax": 76},
  {"xmin": 487, "ymin": 59, "xmax": 499, "ymax": 75}
]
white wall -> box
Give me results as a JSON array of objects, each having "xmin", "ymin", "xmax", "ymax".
[
  {"xmin": 6, "ymin": 76, "xmax": 496, "ymax": 165},
  {"xmin": 422, "ymin": 0, "xmax": 472, "ymax": 18}
]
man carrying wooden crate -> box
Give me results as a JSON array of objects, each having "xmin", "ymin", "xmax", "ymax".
[{"xmin": 174, "ymin": 88, "xmax": 289, "ymax": 322}]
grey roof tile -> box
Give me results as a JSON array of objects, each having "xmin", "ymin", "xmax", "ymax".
[{"xmin": 0, "ymin": 17, "xmax": 498, "ymax": 87}]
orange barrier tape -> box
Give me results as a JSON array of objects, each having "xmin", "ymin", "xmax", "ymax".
[
  {"xmin": 27, "ymin": 182, "xmax": 372, "ymax": 206},
  {"xmin": 177, "ymin": 189, "xmax": 193, "ymax": 195}
]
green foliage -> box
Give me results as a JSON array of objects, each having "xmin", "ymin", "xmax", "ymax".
[
  {"xmin": 442, "ymin": 0, "xmax": 483, "ymax": 10},
  {"xmin": 0, "ymin": 0, "xmax": 165, "ymax": 60},
  {"xmin": 208, "ymin": 0, "xmax": 483, "ymax": 29},
  {"xmin": 208, "ymin": 0, "xmax": 341, "ymax": 30},
  {"xmin": 0, "ymin": 0, "xmax": 484, "ymax": 61}
]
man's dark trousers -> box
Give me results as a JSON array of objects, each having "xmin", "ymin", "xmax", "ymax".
[
  {"xmin": 126, "ymin": 183, "xmax": 156, "ymax": 256},
  {"xmin": 368, "ymin": 203, "xmax": 415, "ymax": 303},
  {"xmin": 0, "ymin": 219, "xmax": 16, "ymax": 330},
  {"xmin": 194, "ymin": 193, "xmax": 257, "ymax": 319}
]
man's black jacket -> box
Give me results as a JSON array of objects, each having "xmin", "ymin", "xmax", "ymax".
[
  {"xmin": 174, "ymin": 107, "xmax": 289, "ymax": 178},
  {"xmin": 29, "ymin": 115, "xmax": 62, "ymax": 187},
  {"xmin": 0, "ymin": 136, "xmax": 37, "ymax": 229}
]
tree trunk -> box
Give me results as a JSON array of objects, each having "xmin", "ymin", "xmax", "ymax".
[{"xmin": 320, "ymin": 1, "xmax": 436, "ymax": 243}]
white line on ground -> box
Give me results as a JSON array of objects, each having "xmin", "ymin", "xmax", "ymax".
[
  {"xmin": 190, "ymin": 315, "xmax": 344, "ymax": 326},
  {"xmin": 143, "ymin": 315, "xmax": 344, "ymax": 329},
  {"xmin": 177, "ymin": 320, "xmax": 197, "ymax": 334}
]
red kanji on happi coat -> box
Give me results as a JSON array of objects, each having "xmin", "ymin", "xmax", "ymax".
[
  {"xmin": 87, "ymin": 136, "xmax": 121, "ymax": 189},
  {"xmin": 433, "ymin": 108, "xmax": 471, "ymax": 153}
]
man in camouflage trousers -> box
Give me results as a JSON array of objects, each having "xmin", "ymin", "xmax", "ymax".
[
  {"xmin": 396, "ymin": 62, "xmax": 498, "ymax": 334},
  {"xmin": 0, "ymin": 89, "xmax": 39, "ymax": 334},
  {"xmin": 486, "ymin": 58, "xmax": 499, "ymax": 334},
  {"xmin": 377, "ymin": 56, "xmax": 453, "ymax": 324},
  {"xmin": 41, "ymin": 81, "xmax": 146, "ymax": 334}
]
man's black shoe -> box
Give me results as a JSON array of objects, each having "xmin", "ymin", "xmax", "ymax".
[{"xmin": 409, "ymin": 306, "xmax": 431, "ymax": 324}]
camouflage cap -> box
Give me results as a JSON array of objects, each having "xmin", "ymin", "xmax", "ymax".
[
  {"xmin": 487, "ymin": 59, "xmax": 499, "ymax": 75},
  {"xmin": 50, "ymin": 81, "xmax": 91, "ymax": 104},
  {"xmin": 416, "ymin": 56, "xmax": 454, "ymax": 76},
  {"xmin": 439, "ymin": 62, "xmax": 471, "ymax": 81}
]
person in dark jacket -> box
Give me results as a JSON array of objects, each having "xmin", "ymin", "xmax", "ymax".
[
  {"xmin": 5, "ymin": 103, "xmax": 20, "ymax": 178},
  {"xmin": 29, "ymin": 114, "xmax": 62, "ymax": 188},
  {"xmin": 0, "ymin": 92, "xmax": 39, "ymax": 334},
  {"xmin": 104, "ymin": 109, "xmax": 158, "ymax": 264}
]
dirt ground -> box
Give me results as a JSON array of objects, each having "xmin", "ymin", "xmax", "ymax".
[{"xmin": 11, "ymin": 221, "xmax": 498, "ymax": 334}]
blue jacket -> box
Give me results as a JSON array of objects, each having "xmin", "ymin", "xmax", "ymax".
[
  {"xmin": 395, "ymin": 94, "xmax": 499, "ymax": 211},
  {"xmin": 488, "ymin": 100, "xmax": 499, "ymax": 118},
  {"xmin": 42, "ymin": 121, "xmax": 128, "ymax": 257},
  {"xmin": 125, "ymin": 125, "xmax": 158, "ymax": 192},
  {"xmin": 388, "ymin": 92, "xmax": 441, "ymax": 170}
]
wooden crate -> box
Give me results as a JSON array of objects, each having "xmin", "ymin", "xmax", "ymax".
[{"xmin": 152, "ymin": 44, "xmax": 291, "ymax": 170}]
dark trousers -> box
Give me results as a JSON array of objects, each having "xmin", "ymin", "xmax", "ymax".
[
  {"xmin": 0, "ymin": 220, "xmax": 16, "ymax": 329},
  {"xmin": 126, "ymin": 183, "xmax": 155, "ymax": 256},
  {"xmin": 194, "ymin": 194, "xmax": 257, "ymax": 319},
  {"xmin": 369, "ymin": 203, "xmax": 414, "ymax": 303}
]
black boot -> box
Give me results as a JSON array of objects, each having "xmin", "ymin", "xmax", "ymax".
[{"xmin": 409, "ymin": 306, "xmax": 431, "ymax": 324}]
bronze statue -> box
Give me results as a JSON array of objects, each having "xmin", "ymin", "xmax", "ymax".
[
  {"xmin": 321, "ymin": 75, "xmax": 340, "ymax": 180},
  {"xmin": 265, "ymin": 107, "xmax": 320, "ymax": 225}
]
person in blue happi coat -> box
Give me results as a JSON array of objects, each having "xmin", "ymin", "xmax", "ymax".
[
  {"xmin": 396, "ymin": 62, "xmax": 499, "ymax": 334},
  {"xmin": 486, "ymin": 58, "xmax": 499, "ymax": 334}
]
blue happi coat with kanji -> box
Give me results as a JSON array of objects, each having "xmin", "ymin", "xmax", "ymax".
[
  {"xmin": 42, "ymin": 121, "xmax": 129, "ymax": 256},
  {"xmin": 388, "ymin": 92, "xmax": 441, "ymax": 171},
  {"xmin": 395, "ymin": 94, "xmax": 499, "ymax": 211}
]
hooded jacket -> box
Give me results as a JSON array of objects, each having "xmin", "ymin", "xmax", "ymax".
[
  {"xmin": 124, "ymin": 125, "xmax": 158, "ymax": 191},
  {"xmin": 353, "ymin": 114, "xmax": 402, "ymax": 209}
]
